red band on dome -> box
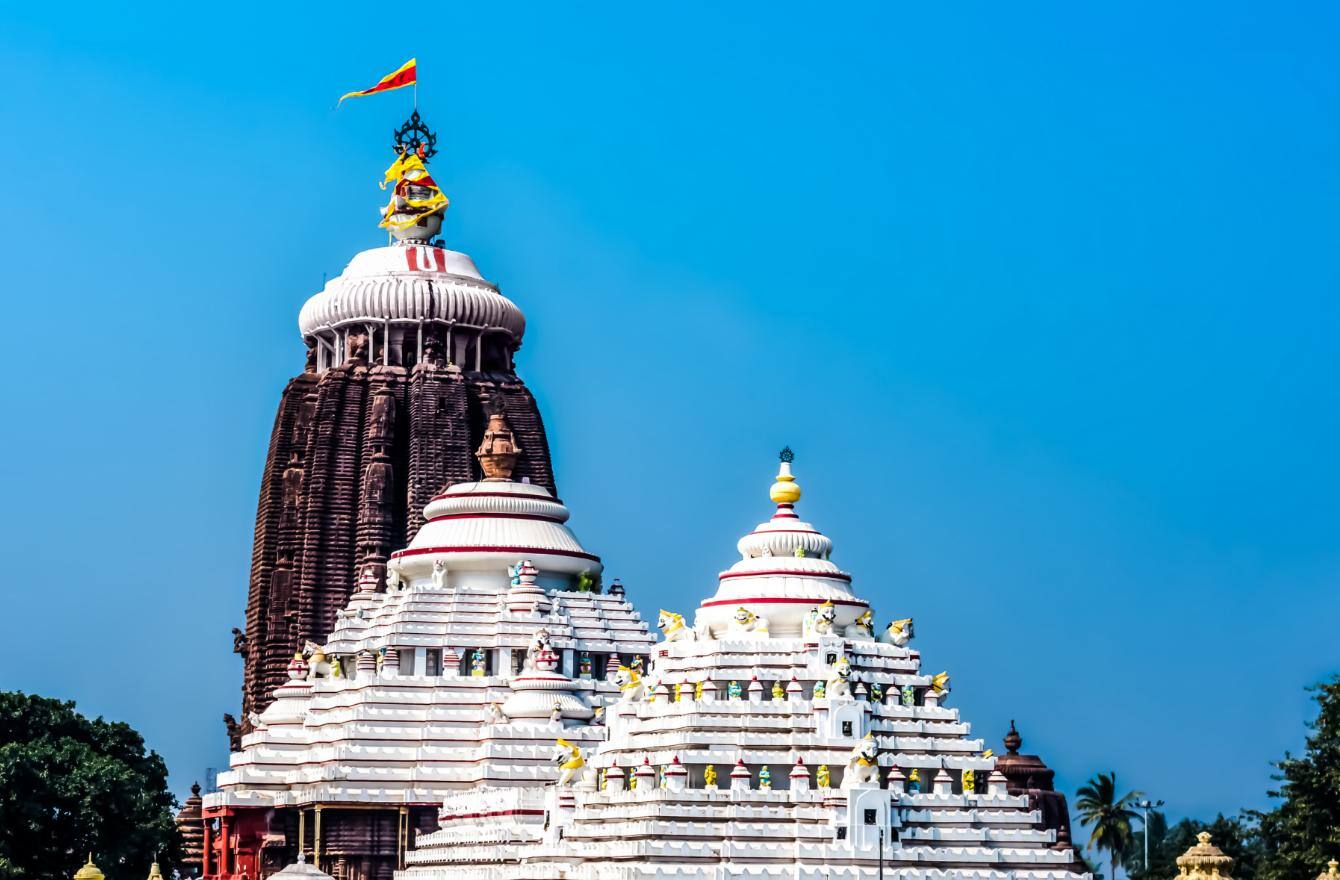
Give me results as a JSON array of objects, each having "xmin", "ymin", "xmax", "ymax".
[
  {"xmin": 427, "ymin": 512, "xmax": 566, "ymax": 524},
  {"xmin": 699, "ymin": 596, "xmax": 867, "ymax": 608},
  {"xmin": 392, "ymin": 545, "xmax": 600, "ymax": 562},
  {"xmin": 716, "ymin": 569, "xmax": 853, "ymax": 583}
]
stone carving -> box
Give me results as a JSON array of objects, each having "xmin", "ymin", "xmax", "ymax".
[
  {"xmin": 613, "ymin": 665, "xmax": 644, "ymax": 702},
  {"xmin": 231, "ymin": 627, "xmax": 248, "ymax": 657},
  {"xmin": 727, "ymin": 606, "xmax": 769, "ymax": 637},
  {"xmin": 657, "ymin": 610, "xmax": 695, "ymax": 643},
  {"xmin": 843, "ymin": 734, "xmax": 881, "ymax": 788},
  {"xmin": 844, "ymin": 609, "xmax": 875, "ymax": 639},
  {"xmin": 553, "ymin": 739, "xmax": 593, "ymax": 787},
  {"xmin": 881, "ymin": 617, "xmax": 915, "ymax": 647},
  {"xmin": 827, "ymin": 656, "xmax": 854, "ymax": 700},
  {"xmin": 802, "ymin": 601, "xmax": 837, "ymax": 638},
  {"xmin": 303, "ymin": 641, "xmax": 332, "ymax": 679},
  {"xmin": 223, "ymin": 713, "xmax": 242, "ymax": 752},
  {"xmin": 432, "ymin": 559, "xmax": 447, "ymax": 588}
]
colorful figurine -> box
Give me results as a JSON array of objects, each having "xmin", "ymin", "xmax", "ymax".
[
  {"xmin": 816, "ymin": 764, "xmax": 831, "ymax": 789},
  {"xmin": 813, "ymin": 680, "xmax": 826, "ymax": 699},
  {"xmin": 728, "ymin": 680, "xmax": 742, "ymax": 701},
  {"xmin": 901, "ymin": 684, "xmax": 916, "ymax": 707},
  {"xmin": 906, "ymin": 768, "xmax": 921, "ymax": 793},
  {"xmin": 694, "ymin": 680, "xmax": 704, "ymax": 701},
  {"xmin": 704, "ymin": 764, "xmax": 718, "ymax": 789},
  {"xmin": 578, "ymin": 653, "xmax": 592, "ymax": 677},
  {"xmin": 470, "ymin": 649, "xmax": 486, "ymax": 677},
  {"xmin": 962, "ymin": 768, "xmax": 976, "ymax": 793},
  {"xmin": 771, "ymin": 681, "xmax": 785, "ymax": 700},
  {"xmin": 870, "ymin": 682, "xmax": 884, "ymax": 702},
  {"xmin": 759, "ymin": 765, "xmax": 772, "ymax": 790}
]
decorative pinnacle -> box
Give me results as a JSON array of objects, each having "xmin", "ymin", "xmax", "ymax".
[{"xmin": 770, "ymin": 447, "xmax": 801, "ymax": 505}]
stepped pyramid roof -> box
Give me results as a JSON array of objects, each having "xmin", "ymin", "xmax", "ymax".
[
  {"xmin": 207, "ymin": 416, "xmax": 656, "ymax": 812},
  {"xmin": 402, "ymin": 451, "xmax": 1088, "ymax": 880}
]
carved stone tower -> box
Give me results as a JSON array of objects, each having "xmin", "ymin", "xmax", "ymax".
[{"xmin": 236, "ymin": 117, "xmax": 558, "ymax": 725}]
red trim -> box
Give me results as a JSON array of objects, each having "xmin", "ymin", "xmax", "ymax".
[
  {"xmin": 748, "ymin": 529, "xmax": 819, "ymax": 536},
  {"xmin": 391, "ymin": 545, "xmax": 600, "ymax": 562},
  {"xmin": 716, "ymin": 569, "xmax": 853, "ymax": 583},
  {"xmin": 699, "ymin": 596, "xmax": 867, "ymax": 608},
  {"xmin": 438, "ymin": 808, "xmax": 545, "ymax": 823},
  {"xmin": 431, "ymin": 490, "xmax": 564, "ymax": 504},
  {"xmin": 427, "ymin": 512, "xmax": 565, "ymax": 524}
]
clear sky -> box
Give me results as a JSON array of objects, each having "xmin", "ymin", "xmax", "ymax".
[{"xmin": 1, "ymin": 1, "xmax": 1337, "ymax": 827}]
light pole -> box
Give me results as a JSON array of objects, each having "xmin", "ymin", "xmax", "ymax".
[{"xmin": 1133, "ymin": 798, "xmax": 1164, "ymax": 874}]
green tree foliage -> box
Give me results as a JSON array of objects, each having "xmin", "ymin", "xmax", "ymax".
[
  {"xmin": 1077, "ymin": 772, "xmax": 1144, "ymax": 880},
  {"xmin": 0, "ymin": 693, "xmax": 179, "ymax": 880},
  {"xmin": 1253, "ymin": 678, "xmax": 1340, "ymax": 880},
  {"xmin": 1125, "ymin": 812, "xmax": 1265, "ymax": 880}
]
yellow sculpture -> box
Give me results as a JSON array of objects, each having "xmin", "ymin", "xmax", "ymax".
[
  {"xmin": 74, "ymin": 856, "xmax": 105, "ymax": 880},
  {"xmin": 675, "ymin": 682, "xmax": 687, "ymax": 702},
  {"xmin": 694, "ymin": 680, "xmax": 704, "ymax": 701},
  {"xmin": 931, "ymin": 671, "xmax": 951, "ymax": 694},
  {"xmin": 771, "ymin": 681, "xmax": 785, "ymax": 700},
  {"xmin": 962, "ymin": 768, "xmax": 976, "ymax": 793},
  {"xmin": 657, "ymin": 609, "xmax": 694, "ymax": 643},
  {"xmin": 554, "ymin": 738, "xmax": 586, "ymax": 787},
  {"xmin": 704, "ymin": 764, "xmax": 718, "ymax": 788},
  {"xmin": 816, "ymin": 764, "xmax": 831, "ymax": 788},
  {"xmin": 1175, "ymin": 832, "xmax": 1236, "ymax": 880},
  {"xmin": 770, "ymin": 448, "xmax": 802, "ymax": 504}
]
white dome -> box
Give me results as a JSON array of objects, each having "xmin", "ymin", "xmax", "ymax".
[
  {"xmin": 297, "ymin": 244, "xmax": 526, "ymax": 341},
  {"xmin": 393, "ymin": 480, "xmax": 601, "ymax": 581}
]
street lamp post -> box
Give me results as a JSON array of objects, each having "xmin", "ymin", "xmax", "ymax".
[{"xmin": 1133, "ymin": 798, "xmax": 1165, "ymax": 874}]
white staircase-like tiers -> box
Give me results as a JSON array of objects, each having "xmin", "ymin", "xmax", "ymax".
[{"xmin": 400, "ymin": 458, "xmax": 1088, "ymax": 880}]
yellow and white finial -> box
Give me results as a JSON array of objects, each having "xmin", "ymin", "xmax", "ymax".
[{"xmin": 769, "ymin": 446, "xmax": 802, "ymax": 504}]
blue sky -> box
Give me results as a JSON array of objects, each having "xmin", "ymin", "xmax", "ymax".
[{"xmin": 1, "ymin": 1, "xmax": 1337, "ymax": 827}]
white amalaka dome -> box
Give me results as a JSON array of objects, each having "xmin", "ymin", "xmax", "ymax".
[
  {"xmin": 298, "ymin": 243, "xmax": 527, "ymax": 373},
  {"xmin": 401, "ymin": 452, "xmax": 1088, "ymax": 880}
]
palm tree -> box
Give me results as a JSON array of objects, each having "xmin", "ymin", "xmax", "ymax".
[{"xmin": 1076, "ymin": 772, "xmax": 1144, "ymax": 880}]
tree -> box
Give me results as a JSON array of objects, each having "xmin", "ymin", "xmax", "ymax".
[
  {"xmin": 1253, "ymin": 677, "xmax": 1340, "ymax": 880},
  {"xmin": 1077, "ymin": 772, "xmax": 1144, "ymax": 880},
  {"xmin": 0, "ymin": 692, "xmax": 180, "ymax": 880},
  {"xmin": 1125, "ymin": 811, "xmax": 1264, "ymax": 880}
]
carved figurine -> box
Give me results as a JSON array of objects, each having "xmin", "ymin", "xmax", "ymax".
[
  {"xmin": 727, "ymin": 606, "xmax": 770, "ymax": 637},
  {"xmin": 793, "ymin": 545, "xmax": 806, "ymax": 558},
  {"xmin": 771, "ymin": 681, "xmax": 785, "ymax": 700},
  {"xmin": 523, "ymin": 628, "xmax": 553, "ymax": 671},
  {"xmin": 303, "ymin": 641, "xmax": 332, "ymax": 680},
  {"xmin": 579, "ymin": 653, "xmax": 592, "ymax": 677},
  {"xmin": 843, "ymin": 733, "xmax": 881, "ymax": 788},
  {"xmin": 553, "ymin": 738, "xmax": 590, "ymax": 787},
  {"xmin": 550, "ymin": 700, "xmax": 563, "ymax": 724},
  {"xmin": 727, "ymin": 680, "xmax": 743, "ymax": 701},
  {"xmin": 385, "ymin": 566, "xmax": 401, "ymax": 592},
  {"xmin": 881, "ymin": 617, "xmax": 915, "ymax": 647},
  {"xmin": 470, "ymin": 649, "xmax": 486, "ymax": 677},
  {"xmin": 231, "ymin": 627, "xmax": 248, "ymax": 657},
  {"xmin": 906, "ymin": 768, "xmax": 921, "ymax": 793},
  {"xmin": 962, "ymin": 768, "xmax": 976, "ymax": 793},
  {"xmin": 483, "ymin": 702, "xmax": 507, "ymax": 725},
  {"xmin": 827, "ymin": 656, "xmax": 854, "ymax": 700},
  {"xmin": 870, "ymin": 682, "xmax": 884, "ymax": 703},
  {"xmin": 675, "ymin": 682, "xmax": 687, "ymax": 702},
  {"xmin": 813, "ymin": 680, "xmax": 827, "ymax": 699},
  {"xmin": 931, "ymin": 671, "xmax": 951, "ymax": 695},
  {"xmin": 802, "ymin": 600, "xmax": 838, "ymax": 638},
  {"xmin": 844, "ymin": 609, "xmax": 876, "ymax": 639},
  {"xmin": 657, "ymin": 609, "xmax": 696, "ymax": 643},
  {"xmin": 613, "ymin": 665, "xmax": 645, "ymax": 702},
  {"xmin": 704, "ymin": 764, "xmax": 718, "ymax": 789},
  {"xmin": 223, "ymin": 714, "xmax": 242, "ymax": 752},
  {"xmin": 431, "ymin": 559, "xmax": 448, "ymax": 589},
  {"xmin": 901, "ymin": 684, "xmax": 916, "ymax": 707},
  {"xmin": 592, "ymin": 706, "xmax": 605, "ymax": 726},
  {"xmin": 816, "ymin": 764, "xmax": 831, "ymax": 789},
  {"xmin": 759, "ymin": 765, "xmax": 772, "ymax": 790},
  {"xmin": 694, "ymin": 680, "xmax": 704, "ymax": 701}
]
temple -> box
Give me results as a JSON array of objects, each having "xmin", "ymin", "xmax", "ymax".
[
  {"xmin": 399, "ymin": 454, "xmax": 1089, "ymax": 879},
  {"xmin": 235, "ymin": 111, "xmax": 559, "ymax": 726},
  {"xmin": 204, "ymin": 412, "xmax": 655, "ymax": 879},
  {"xmin": 203, "ymin": 106, "xmax": 1096, "ymax": 880}
]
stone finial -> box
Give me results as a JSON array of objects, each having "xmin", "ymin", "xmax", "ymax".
[
  {"xmin": 1004, "ymin": 719, "xmax": 1022, "ymax": 755},
  {"xmin": 476, "ymin": 410, "xmax": 522, "ymax": 480},
  {"xmin": 74, "ymin": 855, "xmax": 105, "ymax": 880},
  {"xmin": 1175, "ymin": 832, "xmax": 1235, "ymax": 880}
]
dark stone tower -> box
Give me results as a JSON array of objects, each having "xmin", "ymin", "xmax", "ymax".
[{"xmin": 235, "ymin": 239, "xmax": 557, "ymax": 725}]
